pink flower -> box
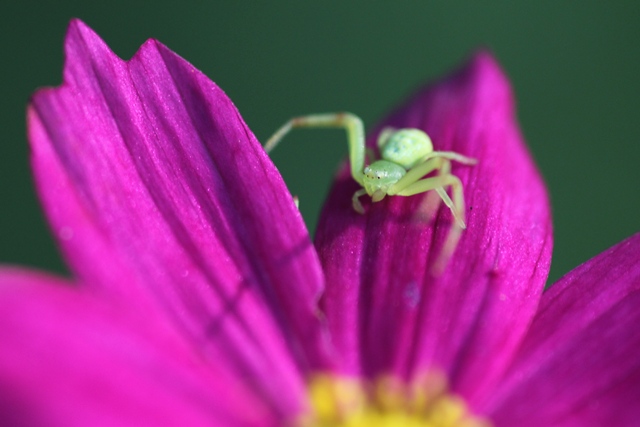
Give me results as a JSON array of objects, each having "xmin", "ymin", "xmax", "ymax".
[{"xmin": 1, "ymin": 19, "xmax": 638, "ymax": 426}]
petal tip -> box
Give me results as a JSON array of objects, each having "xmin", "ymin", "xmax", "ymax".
[
  {"xmin": 66, "ymin": 18, "xmax": 89, "ymax": 32},
  {"xmin": 456, "ymin": 49, "xmax": 513, "ymax": 105},
  {"xmin": 61, "ymin": 19, "xmax": 119, "ymax": 82},
  {"xmin": 64, "ymin": 18, "xmax": 102, "ymax": 50},
  {"xmin": 466, "ymin": 50, "xmax": 503, "ymax": 75}
]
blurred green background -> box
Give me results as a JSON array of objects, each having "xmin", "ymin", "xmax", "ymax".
[{"xmin": 1, "ymin": 2, "xmax": 638, "ymax": 285}]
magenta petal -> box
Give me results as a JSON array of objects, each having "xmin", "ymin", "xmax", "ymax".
[
  {"xmin": 0, "ymin": 268, "xmax": 272, "ymax": 426},
  {"xmin": 29, "ymin": 20, "xmax": 332, "ymax": 414},
  {"xmin": 483, "ymin": 233, "xmax": 640, "ymax": 426},
  {"xmin": 315, "ymin": 52, "xmax": 552, "ymax": 400}
]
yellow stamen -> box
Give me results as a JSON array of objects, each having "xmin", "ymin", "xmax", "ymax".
[{"xmin": 295, "ymin": 372, "xmax": 490, "ymax": 427}]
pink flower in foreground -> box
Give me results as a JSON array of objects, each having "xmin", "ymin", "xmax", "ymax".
[{"xmin": 1, "ymin": 19, "xmax": 639, "ymax": 426}]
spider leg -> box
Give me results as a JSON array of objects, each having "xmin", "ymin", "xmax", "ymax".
[
  {"xmin": 394, "ymin": 174, "xmax": 466, "ymax": 229},
  {"xmin": 394, "ymin": 156, "xmax": 455, "ymax": 215},
  {"xmin": 423, "ymin": 151, "xmax": 478, "ymax": 166},
  {"xmin": 264, "ymin": 113, "xmax": 366, "ymax": 185},
  {"xmin": 365, "ymin": 147, "xmax": 376, "ymax": 164},
  {"xmin": 352, "ymin": 188, "xmax": 368, "ymax": 214},
  {"xmin": 377, "ymin": 127, "xmax": 397, "ymax": 148},
  {"xmin": 439, "ymin": 157, "xmax": 451, "ymax": 175},
  {"xmin": 392, "ymin": 169, "xmax": 468, "ymax": 277},
  {"xmin": 397, "ymin": 152, "xmax": 473, "ymax": 217},
  {"xmin": 388, "ymin": 157, "xmax": 467, "ymax": 229},
  {"xmin": 433, "ymin": 159, "xmax": 455, "ymax": 215},
  {"xmin": 388, "ymin": 155, "xmax": 472, "ymax": 275},
  {"xmin": 389, "ymin": 157, "xmax": 445, "ymax": 194}
]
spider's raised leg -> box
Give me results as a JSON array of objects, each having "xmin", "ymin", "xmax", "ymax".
[
  {"xmin": 264, "ymin": 113, "xmax": 366, "ymax": 185},
  {"xmin": 376, "ymin": 127, "xmax": 397, "ymax": 148}
]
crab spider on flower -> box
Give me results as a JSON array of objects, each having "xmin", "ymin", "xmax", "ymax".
[{"xmin": 265, "ymin": 112, "xmax": 477, "ymax": 272}]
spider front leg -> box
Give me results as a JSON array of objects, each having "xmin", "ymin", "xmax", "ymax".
[
  {"xmin": 264, "ymin": 112, "xmax": 367, "ymax": 185},
  {"xmin": 388, "ymin": 157, "xmax": 467, "ymax": 229},
  {"xmin": 389, "ymin": 157, "xmax": 470, "ymax": 275}
]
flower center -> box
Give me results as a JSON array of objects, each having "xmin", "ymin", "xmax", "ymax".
[{"xmin": 295, "ymin": 372, "xmax": 490, "ymax": 427}]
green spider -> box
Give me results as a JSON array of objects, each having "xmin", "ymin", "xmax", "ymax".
[{"xmin": 264, "ymin": 112, "xmax": 477, "ymax": 231}]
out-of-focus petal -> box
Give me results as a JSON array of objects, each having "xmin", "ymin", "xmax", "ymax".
[
  {"xmin": 0, "ymin": 268, "xmax": 273, "ymax": 427},
  {"xmin": 315, "ymin": 52, "xmax": 552, "ymax": 403},
  {"xmin": 483, "ymin": 233, "xmax": 640, "ymax": 426},
  {"xmin": 29, "ymin": 19, "xmax": 333, "ymax": 415}
]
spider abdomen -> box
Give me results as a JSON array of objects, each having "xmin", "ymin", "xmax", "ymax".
[{"xmin": 380, "ymin": 129, "xmax": 433, "ymax": 169}]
